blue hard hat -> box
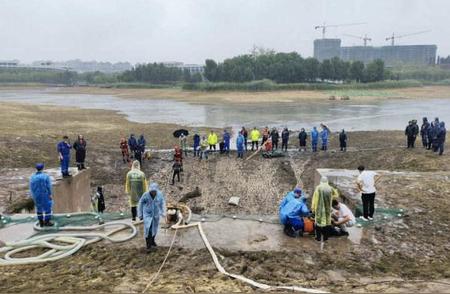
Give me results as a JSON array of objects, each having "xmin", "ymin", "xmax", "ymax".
[
  {"xmin": 35, "ymin": 163, "xmax": 44, "ymax": 170},
  {"xmin": 294, "ymin": 188, "xmax": 302, "ymax": 195}
]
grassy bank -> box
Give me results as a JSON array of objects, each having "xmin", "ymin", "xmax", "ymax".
[{"xmin": 182, "ymin": 79, "xmax": 424, "ymax": 92}]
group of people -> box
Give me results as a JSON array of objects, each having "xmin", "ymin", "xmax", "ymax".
[
  {"xmin": 120, "ymin": 134, "xmax": 147, "ymax": 165},
  {"xmin": 411, "ymin": 117, "xmax": 447, "ymax": 155},
  {"xmin": 57, "ymin": 134, "xmax": 87, "ymax": 177},
  {"xmin": 184, "ymin": 124, "xmax": 349, "ymax": 161},
  {"xmin": 279, "ymin": 165, "xmax": 377, "ymax": 241}
]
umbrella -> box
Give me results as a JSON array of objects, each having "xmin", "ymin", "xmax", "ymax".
[{"xmin": 173, "ymin": 129, "xmax": 189, "ymax": 138}]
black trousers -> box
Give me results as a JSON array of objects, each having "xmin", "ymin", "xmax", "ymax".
[
  {"xmin": 251, "ymin": 141, "xmax": 259, "ymax": 150},
  {"xmin": 315, "ymin": 225, "xmax": 332, "ymax": 241},
  {"xmin": 172, "ymin": 170, "xmax": 180, "ymax": 184},
  {"xmin": 209, "ymin": 144, "xmax": 216, "ymax": 151},
  {"xmin": 361, "ymin": 193, "xmax": 375, "ymax": 218},
  {"xmin": 146, "ymin": 223, "xmax": 156, "ymax": 249},
  {"xmin": 281, "ymin": 140, "xmax": 288, "ymax": 151},
  {"xmin": 273, "ymin": 140, "xmax": 278, "ymax": 150},
  {"xmin": 407, "ymin": 136, "xmax": 416, "ymax": 148},
  {"xmin": 131, "ymin": 206, "xmax": 137, "ymax": 221}
]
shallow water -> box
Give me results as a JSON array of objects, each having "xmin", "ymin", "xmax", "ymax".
[{"xmin": 1, "ymin": 88, "xmax": 449, "ymax": 133}]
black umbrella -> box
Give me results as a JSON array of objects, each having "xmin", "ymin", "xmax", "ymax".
[{"xmin": 173, "ymin": 129, "xmax": 189, "ymax": 138}]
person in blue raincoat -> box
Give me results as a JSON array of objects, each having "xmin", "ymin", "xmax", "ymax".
[
  {"xmin": 57, "ymin": 135, "xmax": 72, "ymax": 177},
  {"xmin": 311, "ymin": 127, "xmax": 319, "ymax": 152},
  {"xmin": 223, "ymin": 130, "xmax": 231, "ymax": 155},
  {"xmin": 320, "ymin": 124, "xmax": 329, "ymax": 151},
  {"xmin": 193, "ymin": 132, "xmax": 201, "ymax": 157},
  {"xmin": 29, "ymin": 163, "xmax": 54, "ymax": 227},
  {"xmin": 138, "ymin": 134, "xmax": 146, "ymax": 152},
  {"xmin": 236, "ymin": 132, "xmax": 245, "ymax": 159},
  {"xmin": 279, "ymin": 188, "xmax": 310, "ymax": 237},
  {"xmin": 138, "ymin": 182, "xmax": 166, "ymax": 252},
  {"xmin": 128, "ymin": 134, "xmax": 138, "ymax": 158}
]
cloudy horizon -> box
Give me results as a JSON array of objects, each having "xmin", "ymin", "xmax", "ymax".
[{"xmin": 1, "ymin": 0, "xmax": 449, "ymax": 65}]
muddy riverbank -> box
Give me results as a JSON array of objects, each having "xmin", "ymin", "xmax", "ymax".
[{"xmin": 1, "ymin": 96, "xmax": 450, "ymax": 293}]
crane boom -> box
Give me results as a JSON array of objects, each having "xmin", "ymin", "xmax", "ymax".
[
  {"xmin": 385, "ymin": 30, "xmax": 431, "ymax": 46},
  {"xmin": 343, "ymin": 33, "xmax": 372, "ymax": 46},
  {"xmin": 315, "ymin": 22, "xmax": 366, "ymax": 39}
]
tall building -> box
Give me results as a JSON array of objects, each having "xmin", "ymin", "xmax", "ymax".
[{"xmin": 314, "ymin": 39, "xmax": 437, "ymax": 66}]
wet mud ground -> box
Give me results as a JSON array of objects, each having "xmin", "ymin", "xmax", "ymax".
[{"xmin": 1, "ymin": 102, "xmax": 450, "ymax": 292}]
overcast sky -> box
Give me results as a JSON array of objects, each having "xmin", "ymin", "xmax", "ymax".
[{"xmin": 1, "ymin": 0, "xmax": 449, "ymax": 64}]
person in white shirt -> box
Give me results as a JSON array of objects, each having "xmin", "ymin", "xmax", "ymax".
[
  {"xmin": 332, "ymin": 199, "xmax": 356, "ymax": 231},
  {"xmin": 356, "ymin": 165, "xmax": 381, "ymax": 221}
]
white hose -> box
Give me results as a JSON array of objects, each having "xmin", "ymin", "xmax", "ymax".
[
  {"xmin": 0, "ymin": 221, "xmax": 137, "ymax": 266},
  {"xmin": 151, "ymin": 205, "xmax": 328, "ymax": 294}
]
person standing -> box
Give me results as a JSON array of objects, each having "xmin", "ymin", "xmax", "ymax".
[
  {"xmin": 125, "ymin": 160, "xmax": 148, "ymax": 221},
  {"xmin": 436, "ymin": 121, "xmax": 446, "ymax": 156},
  {"xmin": 420, "ymin": 117, "xmax": 430, "ymax": 148},
  {"xmin": 138, "ymin": 182, "xmax": 166, "ymax": 252},
  {"xmin": 120, "ymin": 138, "xmax": 130, "ymax": 163},
  {"xmin": 95, "ymin": 186, "xmax": 106, "ymax": 214},
  {"xmin": 207, "ymin": 130, "xmax": 218, "ymax": 151},
  {"xmin": 193, "ymin": 132, "xmax": 200, "ymax": 157},
  {"xmin": 199, "ymin": 136, "xmax": 209, "ymax": 161},
  {"xmin": 171, "ymin": 160, "xmax": 182, "ymax": 185},
  {"xmin": 138, "ymin": 134, "xmax": 146, "ymax": 152},
  {"xmin": 57, "ymin": 135, "xmax": 72, "ymax": 177},
  {"xmin": 298, "ymin": 128, "xmax": 307, "ymax": 152},
  {"xmin": 339, "ymin": 129, "xmax": 348, "ymax": 152},
  {"xmin": 281, "ymin": 127, "xmax": 290, "ymax": 152},
  {"xmin": 427, "ymin": 122, "xmax": 435, "ymax": 150},
  {"xmin": 320, "ymin": 124, "xmax": 329, "ymax": 151},
  {"xmin": 241, "ymin": 127, "xmax": 248, "ymax": 151},
  {"xmin": 73, "ymin": 134, "xmax": 87, "ymax": 170},
  {"xmin": 405, "ymin": 120, "xmax": 419, "ymax": 148},
  {"xmin": 179, "ymin": 133, "xmax": 188, "ymax": 157},
  {"xmin": 311, "ymin": 177, "xmax": 335, "ymax": 242},
  {"xmin": 236, "ymin": 132, "xmax": 245, "ymax": 159},
  {"xmin": 223, "ymin": 129, "xmax": 231, "ymax": 156},
  {"xmin": 356, "ymin": 165, "xmax": 380, "ymax": 221},
  {"xmin": 128, "ymin": 134, "xmax": 137, "ymax": 159},
  {"xmin": 271, "ymin": 127, "xmax": 280, "ymax": 150},
  {"xmin": 134, "ymin": 145, "xmax": 143, "ymax": 167},
  {"xmin": 311, "ymin": 127, "xmax": 319, "ymax": 152},
  {"xmin": 250, "ymin": 127, "xmax": 260, "ymax": 151},
  {"xmin": 262, "ymin": 126, "xmax": 270, "ymax": 145},
  {"xmin": 29, "ymin": 163, "xmax": 54, "ymax": 227}
]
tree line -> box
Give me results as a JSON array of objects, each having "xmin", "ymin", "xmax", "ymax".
[
  {"xmin": 204, "ymin": 52, "xmax": 386, "ymax": 84},
  {"xmin": 118, "ymin": 63, "xmax": 202, "ymax": 83}
]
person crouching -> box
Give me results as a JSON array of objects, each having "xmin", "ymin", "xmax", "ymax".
[
  {"xmin": 279, "ymin": 188, "xmax": 310, "ymax": 237},
  {"xmin": 138, "ymin": 183, "xmax": 166, "ymax": 253}
]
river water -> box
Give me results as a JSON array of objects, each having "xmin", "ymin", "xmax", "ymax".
[{"xmin": 1, "ymin": 88, "xmax": 449, "ymax": 132}]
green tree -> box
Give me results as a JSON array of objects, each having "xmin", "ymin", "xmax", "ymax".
[
  {"xmin": 350, "ymin": 61, "xmax": 365, "ymax": 82},
  {"xmin": 304, "ymin": 57, "xmax": 320, "ymax": 81},
  {"xmin": 364, "ymin": 59, "xmax": 385, "ymax": 82},
  {"xmin": 204, "ymin": 59, "xmax": 218, "ymax": 81},
  {"xmin": 319, "ymin": 59, "xmax": 333, "ymax": 81}
]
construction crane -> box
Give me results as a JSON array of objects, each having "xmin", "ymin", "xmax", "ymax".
[
  {"xmin": 314, "ymin": 22, "xmax": 366, "ymax": 39},
  {"xmin": 344, "ymin": 34, "xmax": 372, "ymax": 46},
  {"xmin": 385, "ymin": 30, "xmax": 431, "ymax": 46}
]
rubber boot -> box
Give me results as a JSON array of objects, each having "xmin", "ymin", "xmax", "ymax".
[
  {"xmin": 39, "ymin": 219, "xmax": 44, "ymax": 228},
  {"xmin": 44, "ymin": 220, "xmax": 54, "ymax": 227},
  {"xmin": 77, "ymin": 164, "xmax": 81, "ymax": 171},
  {"xmin": 81, "ymin": 164, "xmax": 86, "ymax": 170},
  {"xmin": 315, "ymin": 226, "xmax": 322, "ymax": 242},
  {"xmin": 151, "ymin": 235, "xmax": 157, "ymax": 247}
]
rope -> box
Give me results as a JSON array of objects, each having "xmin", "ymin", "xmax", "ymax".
[{"xmin": 142, "ymin": 229, "xmax": 178, "ymax": 293}]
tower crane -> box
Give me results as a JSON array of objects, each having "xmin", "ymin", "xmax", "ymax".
[
  {"xmin": 343, "ymin": 34, "xmax": 372, "ymax": 46},
  {"xmin": 385, "ymin": 30, "xmax": 431, "ymax": 46},
  {"xmin": 314, "ymin": 22, "xmax": 366, "ymax": 39}
]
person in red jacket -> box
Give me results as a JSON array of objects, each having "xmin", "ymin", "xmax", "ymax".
[{"xmin": 120, "ymin": 138, "xmax": 130, "ymax": 163}]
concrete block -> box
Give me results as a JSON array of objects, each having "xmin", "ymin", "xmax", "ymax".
[
  {"xmin": 52, "ymin": 168, "xmax": 92, "ymax": 213},
  {"xmin": 228, "ymin": 197, "xmax": 240, "ymax": 206}
]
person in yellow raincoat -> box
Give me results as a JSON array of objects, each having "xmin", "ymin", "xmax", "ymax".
[
  {"xmin": 207, "ymin": 130, "xmax": 218, "ymax": 151},
  {"xmin": 250, "ymin": 127, "xmax": 261, "ymax": 151},
  {"xmin": 311, "ymin": 176, "xmax": 339, "ymax": 242},
  {"xmin": 125, "ymin": 160, "xmax": 148, "ymax": 221}
]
